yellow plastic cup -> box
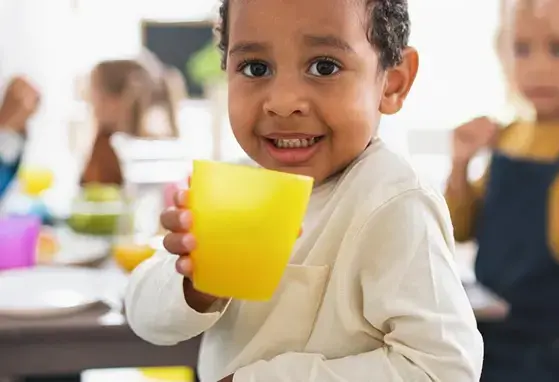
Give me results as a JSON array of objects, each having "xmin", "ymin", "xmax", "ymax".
[{"xmin": 189, "ymin": 160, "xmax": 313, "ymax": 301}]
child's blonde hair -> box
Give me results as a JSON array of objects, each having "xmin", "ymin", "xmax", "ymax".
[
  {"xmin": 496, "ymin": 0, "xmax": 537, "ymax": 123},
  {"xmin": 92, "ymin": 52, "xmax": 186, "ymax": 138}
]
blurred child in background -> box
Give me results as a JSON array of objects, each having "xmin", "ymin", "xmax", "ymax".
[
  {"xmin": 445, "ymin": 0, "xmax": 559, "ymax": 380},
  {"xmin": 0, "ymin": 76, "xmax": 39, "ymax": 197},
  {"xmin": 82, "ymin": 51, "xmax": 186, "ymax": 185}
]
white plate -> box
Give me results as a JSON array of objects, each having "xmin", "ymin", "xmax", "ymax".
[
  {"xmin": 47, "ymin": 227, "xmax": 111, "ymax": 266},
  {"xmin": 0, "ymin": 266, "xmax": 109, "ymax": 318}
]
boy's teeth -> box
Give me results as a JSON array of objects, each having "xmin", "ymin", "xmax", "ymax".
[{"xmin": 273, "ymin": 137, "xmax": 319, "ymax": 148}]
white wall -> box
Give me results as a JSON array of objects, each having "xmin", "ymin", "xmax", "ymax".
[{"xmin": 0, "ymin": 0, "xmax": 75, "ymax": 170}]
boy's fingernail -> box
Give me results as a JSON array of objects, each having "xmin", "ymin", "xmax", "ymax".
[
  {"xmin": 176, "ymin": 258, "xmax": 188, "ymax": 275},
  {"xmin": 179, "ymin": 211, "xmax": 191, "ymax": 227},
  {"xmin": 177, "ymin": 189, "xmax": 187, "ymax": 204},
  {"xmin": 182, "ymin": 233, "xmax": 196, "ymax": 251}
]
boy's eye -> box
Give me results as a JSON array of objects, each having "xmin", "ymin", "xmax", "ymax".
[
  {"xmin": 514, "ymin": 41, "xmax": 530, "ymax": 57},
  {"xmin": 241, "ymin": 62, "xmax": 271, "ymax": 78},
  {"xmin": 549, "ymin": 41, "xmax": 559, "ymax": 57},
  {"xmin": 308, "ymin": 59, "xmax": 341, "ymax": 77}
]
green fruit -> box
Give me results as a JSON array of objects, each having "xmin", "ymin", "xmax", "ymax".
[
  {"xmin": 82, "ymin": 183, "xmax": 121, "ymax": 203},
  {"xmin": 67, "ymin": 213, "xmax": 119, "ymax": 236}
]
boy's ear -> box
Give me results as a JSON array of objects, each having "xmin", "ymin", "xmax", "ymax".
[{"xmin": 379, "ymin": 47, "xmax": 419, "ymax": 115}]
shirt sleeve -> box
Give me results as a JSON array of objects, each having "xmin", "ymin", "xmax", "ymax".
[
  {"xmin": 125, "ymin": 251, "xmax": 230, "ymax": 346},
  {"xmin": 233, "ymin": 189, "xmax": 484, "ymax": 382},
  {"xmin": 445, "ymin": 171, "xmax": 486, "ymax": 242},
  {"xmin": 0, "ymin": 128, "xmax": 25, "ymax": 164}
]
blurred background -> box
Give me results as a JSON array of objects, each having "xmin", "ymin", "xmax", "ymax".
[
  {"xmin": 0, "ymin": 0, "xmax": 512, "ymax": 381},
  {"xmin": 0, "ymin": 0, "xmax": 509, "ymax": 190}
]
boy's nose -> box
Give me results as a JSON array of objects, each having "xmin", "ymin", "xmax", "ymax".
[{"xmin": 263, "ymin": 77, "xmax": 310, "ymax": 118}]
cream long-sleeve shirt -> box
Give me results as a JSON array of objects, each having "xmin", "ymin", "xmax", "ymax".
[{"xmin": 125, "ymin": 141, "xmax": 483, "ymax": 382}]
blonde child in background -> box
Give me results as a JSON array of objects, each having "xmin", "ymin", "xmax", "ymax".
[
  {"xmin": 445, "ymin": 0, "xmax": 559, "ymax": 380},
  {"xmin": 81, "ymin": 52, "xmax": 185, "ymax": 185},
  {"xmin": 126, "ymin": 0, "xmax": 483, "ymax": 381}
]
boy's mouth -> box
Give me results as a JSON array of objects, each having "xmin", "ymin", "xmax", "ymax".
[
  {"xmin": 262, "ymin": 135, "xmax": 325, "ymax": 165},
  {"xmin": 268, "ymin": 136, "xmax": 324, "ymax": 148}
]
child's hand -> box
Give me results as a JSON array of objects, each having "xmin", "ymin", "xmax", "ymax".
[
  {"xmin": 160, "ymin": 188, "xmax": 220, "ymax": 312},
  {"xmin": 0, "ymin": 77, "xmax": 40, "ymax": 132},
  {"xmin": 161, "ymin": 188, "xmax": 195, "ymax": 274},
  {"xmin": 452, "ymin": 117, "xmax": 499, "ymax": 164}
]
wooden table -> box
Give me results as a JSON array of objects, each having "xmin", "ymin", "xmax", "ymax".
[{"xmin": 0, "ymin": 303, "xmax": 200, "ymax": 380}]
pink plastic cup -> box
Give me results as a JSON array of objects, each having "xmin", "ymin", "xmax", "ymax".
[{"xmin": 0, "ymin": 216, "xmax": 40, "ymax": 270}]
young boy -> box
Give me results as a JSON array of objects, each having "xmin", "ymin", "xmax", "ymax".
[{"xmin": 125, "ymin": 0, "xmax": 483, "ymax": 381}]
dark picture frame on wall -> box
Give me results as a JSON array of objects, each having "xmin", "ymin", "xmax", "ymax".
[{"xmin": 141, "ymin": 20, "xmax": 215, "ymax": 99}]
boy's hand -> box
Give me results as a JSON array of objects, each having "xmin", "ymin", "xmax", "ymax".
[
  {"xmin": 0, "ymin": 77, "xmax": 40, "ymax": 132},
  {"xmin": 452, "ymin": 117, "xmax": 499, "ymax": 165},
  {"xmin": 160, "ymin": 188, "xmax": 219, "ymax": 313}
]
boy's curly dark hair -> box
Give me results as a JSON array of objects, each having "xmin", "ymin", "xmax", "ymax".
[{"xmin": 215, "ymin": 0, "xmax": 410, "ymax": 70}]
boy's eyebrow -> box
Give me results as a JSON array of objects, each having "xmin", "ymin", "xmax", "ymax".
[
  {"xmin": 229, "ymin": 41, "xmax": 270, "ymax": 57},
  {"xmin": 303, "ymin": 34, "xmax": 355, "ymax": 53},
  {"xmin": 228, "ymin": 35, "xmax": 355, "ymax": 57}
]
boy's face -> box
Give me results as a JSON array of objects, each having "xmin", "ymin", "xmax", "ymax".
[
  {"xmin": 226, "ymin": 0, "xmax": 418, "ymax": 183},
  {"xmin": 510, "ymin": 0, "xmax": 559, "ymax": 120}
]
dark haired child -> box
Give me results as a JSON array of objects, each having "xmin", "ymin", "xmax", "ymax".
[{"xmin": 127, "ymin": 1, "xmax": 483, "ymax": 381}]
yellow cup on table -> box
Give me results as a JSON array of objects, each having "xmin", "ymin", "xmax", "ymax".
[
  {"xmin": 189, "ymin": 160, "xmax": 313, "ymax": 301},
  {"xmin": 18, "ymin": 166, "xmax": 54, "ymax": 196}
]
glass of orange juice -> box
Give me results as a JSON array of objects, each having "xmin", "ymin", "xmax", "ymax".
[{"xmin": 112, "ymin": 240, "xmax": 156, "ymax": 273}]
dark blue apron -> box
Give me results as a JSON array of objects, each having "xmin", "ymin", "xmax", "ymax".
[{"xmin": 475, "ymin": 151, "xmax": 559, "ymax": 381}]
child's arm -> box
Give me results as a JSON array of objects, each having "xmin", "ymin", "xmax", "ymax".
[
  {"xmin": 0, "ymin": 124, "xmax": 27, "ymax": 198},
  {"xmin": 0, "ymin": 131, "xmax": 22, "ymax": 197},
  {"xmin": 444, "ymin": 164, "xmax": 486, "ymax": 242},
  {"xmin": 444, "ymin": 117, "xmax": 497, "ymax": 242},
  {"xmin": 125, "ymin": 251, "xmax": 230, "ymax": 346},
  {"xmin": 231, "ymin": 189, "xmax": 483, "ymax": 382}
]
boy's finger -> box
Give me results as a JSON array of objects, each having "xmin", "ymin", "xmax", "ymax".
[
  {"xmin": 173, "ymin": 189, "xmax": 188, "ymax": 209},
  {"xmin": 163, "ymin": 232, "xmax": 197, "ymax": 255},
  {"xmin": 299, "ymin": 228, "xmax": 303, "ymax": 237},
  {"xmin": 175, "ymin": 256, "xmax": 193, "ymax": 277},
  {"xmin": 160, "ymin": 207, "xmax": 191, "ymax": 232}
]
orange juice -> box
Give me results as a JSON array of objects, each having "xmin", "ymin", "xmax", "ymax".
[
  {"xmin": 36, "ymin": 230, "xmax": 59, "ymax": 264},
  {"xmin": 112, "ymin": 243, "xmax": 156, "ymax": 272}
]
